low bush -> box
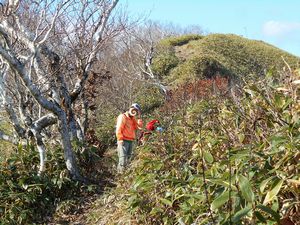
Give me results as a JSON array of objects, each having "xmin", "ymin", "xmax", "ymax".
[
  {"xmin": 152, "ymin": 53, "xmax": 179, "ymax": 78},
  {"xmin": 134, "ymin": 85, "xmax": 165, "ymax": 114},
  {"xmin": 0, "ymin": 115, "xmax": 15, "ymax": 162},
  {"xmin": 0, "ymin": 143, "xmax": 99, "ymax": 224},
  {"xmin": 167, "ymin": 54, "xmax": 230, "ymax": 85}
]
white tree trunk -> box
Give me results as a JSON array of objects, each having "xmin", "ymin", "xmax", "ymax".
[
  {"xmin": 30, "ymin": 114, "xmax": 56, "ymax": 174},
  {"xmin": 57, "ymin": 111, "xmax": 81, "ymax": 179}
]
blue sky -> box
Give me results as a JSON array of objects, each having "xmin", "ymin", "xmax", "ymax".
[{"xmin": 125, "ymin": 0, "xmax": 300, "ymax": 57}]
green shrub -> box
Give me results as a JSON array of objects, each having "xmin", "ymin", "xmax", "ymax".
[
  {"xmin": 193, "ymin": 34, "xmax": 298, "ymax": 76},
  {"xmin": 152, "ymin": 53, "xmax": 179, "ymax": 77},
  {"xmin": 0, "ymin": 116, "xmax": 15, "ymax": 162},
  {"xmin": 0, "ymin": 144, "xmax": 97, "ymax": 224},
  {"xmin": 167, "ymin": 54, "xmax": 229, "ymax": 85},
  {"xmin": 134, "ymin": 84, "xmax": 165, "ymax": 114},
  {"xmin": 94, "ymin": 109, "xmax": 117, "ymax": 150}
]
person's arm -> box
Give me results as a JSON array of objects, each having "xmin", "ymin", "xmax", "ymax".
[
  {"xmin": 116, "ymin": 114, "xmax": 125, "ymax": 141},
  {"xmin": 136, "ymin": 110, "xmax": 143, "ymax": 129},
  {"xmin": 137, "ymin": 118, "xmax": 143, "ymax": 130}
]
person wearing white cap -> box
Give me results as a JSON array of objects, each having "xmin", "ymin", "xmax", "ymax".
[{"xmin": 115, "ymin": 103, "xmax": 143, "ymax": 172}]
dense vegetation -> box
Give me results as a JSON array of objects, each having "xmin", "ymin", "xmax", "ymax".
[
  {"xmin": 87, "ymin": 69, "xmax": 300, "ymax": 224},
  {"xmin": 0, "ymin": 141, "xmax": 109, "ymax": 224},
  {"xmin": 85, "ymin": 34, "xmax": 300, "ymax": 224},
  {"xmin": 1, "ymin": 33, "xmax": 299, "ymax": 224}
]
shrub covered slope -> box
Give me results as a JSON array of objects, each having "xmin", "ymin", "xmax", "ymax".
[
  {"xmin": 86, "ymin": 34, "xmax": 300, "ymax": 225},
  {"xmin": 88, "ymin": 68, "xmax": 300, "ymax": 224}
]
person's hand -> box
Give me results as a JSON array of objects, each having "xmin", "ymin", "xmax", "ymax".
[{"xmin": 117, "ymin": 140, "xmax": 123, "ymax": 144}]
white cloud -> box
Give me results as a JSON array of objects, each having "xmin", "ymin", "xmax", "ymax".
[{"xmin": 262, "ymin": 21, "xmax": 300, "ymax": 36}]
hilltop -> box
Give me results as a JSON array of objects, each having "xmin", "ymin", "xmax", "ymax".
[{"xmin": 152, "ymin": 33, "xmax": 299, "ymax": 85}]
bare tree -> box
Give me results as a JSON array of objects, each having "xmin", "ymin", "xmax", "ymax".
[
  {"xmin": 89, "ymin": 20, "xmax": 205, "ymax": 119},
  {"xmin": 95, "ymin": 21, "xmax": 174, "ymax": 111},
  {"xmin": 0, "ymin": 0, "xmax": 121, "ymax": 180}
]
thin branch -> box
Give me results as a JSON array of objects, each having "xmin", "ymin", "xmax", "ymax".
[
  {"xmin": 70, "ymin": 0, "xmax": 119, "ymax": 102},
  {"xmin": 0, "ymin": 45, "xmax": 60, "ymax": 113}
]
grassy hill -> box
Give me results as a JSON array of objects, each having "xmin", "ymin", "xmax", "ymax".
[
  {"xmin": 84, "ymin": 35, "xmax": 300, "ymax": 224},
  {"xmin": 152, "ymin": 33, "xmax": 299, "ymax": 85}
]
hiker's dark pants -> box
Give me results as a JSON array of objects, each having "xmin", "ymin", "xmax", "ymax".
[{"xmin": 117, "ymin": 140, "xmax": 134, "ymax": 172}]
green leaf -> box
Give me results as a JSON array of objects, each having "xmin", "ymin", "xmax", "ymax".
[
  {"xmin": 239, "ymin": 175, "xmax": 255, "ymax": 203},
  {"xmin": 128, "ymin": 195, "xmax": 141, "ymax": 211},
  {"xmin": 237, "ymin": 133, "xmax": 245, "ymax": 143},
  {"xmin": 207, "ymin": 179, "xmax": 237, "ymax": 191},
  {"xmin": 150, "ymin": 207, "xmax": 164, "ymax": 215},
  {"xmin": 211, "ymin": 190, "xmax": 230, "ymax": 210},
  {"xmin": 203, "ymin": 150, "xmax": 214, "ymax": 163},
  {"xmin": 232, "ymin": 205, "xmax": 252, "ymax": 223},
  {"xmin": 254, "ymin": 211, "xmax": 267, "ymax": 223},
  {"xmin": 274, "ymin": 93, "xmax": 284, "ymax": 109},
  {"xmin": 263, "ymin": 179, "xmax": 284, "ymax": 205},
  {"xmin": 159, "ymin": 198, "xmax": 173, "ymax": 207},
  {"xmin": 270, "ymin": 136, "xmax": 286, "ymax": 148},
  {"xmin": 132, "ymin": 176, "xmax": 145, "ymax": 190},
  {"xmin": 257, "ymin": 204, "xmax": 280, "ymax": 222},
  {"xmin": 188, "ymin": 197, "xmax": 195, "ymax": 206},
  {"xmin": 271, "ymin": 196, "xmax": 279, "ymax": 211},
  {"xmin": 184, "ymin": 193, "xmax": 206, "ymax": 201},
  {"xmin": 87, "ymin": 185, "xmax": 95, "ymax": 192},
  {"xmin": 260, "ymin": 176, "xmax": 274, "ymax": 193},
  {"xmin": 282, "ymin": 98, "xmax": 293, "ymax": 110}
]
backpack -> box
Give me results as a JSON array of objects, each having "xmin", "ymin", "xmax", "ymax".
[{"xmin": 146, "ymin": 119, "xmax": 160, "ymax": 131}]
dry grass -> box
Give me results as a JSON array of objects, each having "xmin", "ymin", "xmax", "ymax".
[
  {"xmin": 85, "ymin": 148, "xmax": 138, "ymax": 225},
  {"xmin": 0, "ymin": 112, "xmax": 15, "ymax": 161}
]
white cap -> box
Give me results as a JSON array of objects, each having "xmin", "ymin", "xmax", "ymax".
[{"xmin": 131, "ymin": 103, "xmax": 142, "ymax": 112}]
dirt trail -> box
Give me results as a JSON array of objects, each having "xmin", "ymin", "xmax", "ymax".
[{"xmin": 47, "ymin": 148, "xmax": 118, "ymax": 225}]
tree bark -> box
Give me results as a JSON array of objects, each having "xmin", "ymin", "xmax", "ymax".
[
  {"xmin": 30, "ymin": 114, "xmax": 56, "ymax": 174},
  {"xmin": 57, "ymin": 110, "xmax": 81, "ymax": 179}
]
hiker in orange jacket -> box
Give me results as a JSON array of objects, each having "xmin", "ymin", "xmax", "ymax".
[{"xmin": 115, "ymin": 103, "xmax": 143, "ymax": 172}]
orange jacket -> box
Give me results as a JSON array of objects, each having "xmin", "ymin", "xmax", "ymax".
[{"xmin": 116, "ymin": 112, "xmax": 143, "ymax": 141}]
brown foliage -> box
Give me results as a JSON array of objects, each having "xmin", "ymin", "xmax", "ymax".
[
  {"xmin": 84, "ymin": 129, "xmax": 105, "ymax": 154},
  {"xmin": 161, "ymin": 76, "xmax": 229, "ymax": 114}
]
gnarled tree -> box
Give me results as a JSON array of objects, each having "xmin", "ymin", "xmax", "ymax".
[{"xmin": 0, "ymin": 0, "xmax": 121, "ymax": 180}]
